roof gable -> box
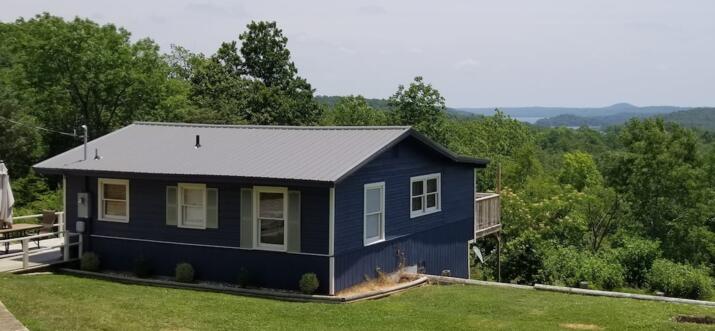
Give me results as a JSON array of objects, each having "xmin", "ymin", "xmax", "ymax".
[{"xmin": 34, "ymin": 122, "xmax": 487, "ymax": 183}]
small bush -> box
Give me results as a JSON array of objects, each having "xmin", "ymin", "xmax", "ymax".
[
  {"xmin": 133, "ymin": 256, "xmax": 153, "ymax": 278},
  {"xmin": 542, "ymin": 247, "xmax": 624, "ymax": 290},
  {"xmin": 299, "ymin": 273, "xmax": 319, "ymax": 294},
  {"xmin": 614, "ymin": 237, "xmax": 660, "ymax": 287},
  {"xmin": 236, "ymin": 268, "xmax": 255, "ymax": 288},
  {"xmin": 175, "ymin": 263, "xmax": 195, "ymax": 283},
  {"xmin": 647, "ymin": 259, "xmax": 714, "ymax": 300},
  {"xmin": 80, "ymin": 252, "xmax": 100, "ymax": 272}
]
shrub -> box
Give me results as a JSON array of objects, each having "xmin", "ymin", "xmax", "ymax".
[
  {"xmin": 614, "ymin": 237, "xmax": 660, "ymax": 287},
  {"xmin": 647, "ymin": 259, "xmax": 713, "ymax": 300},
  {"xmin": 175, "ymin": 263, "xmax": 195, "ymax": 283},
  {"xmin": 542, "ymin": 247, "xmax": 624, "ymax": 290},
  {"xmin": 133, "ymin": 256, "xmax": 153, "ymax": 278},
  {"xmin": 299, "ymin": 273, "xmax": 319, "ymax": 294},
  {"xmin": 80, "ymin": 252, "xmax": 100, "ymax": 272}
]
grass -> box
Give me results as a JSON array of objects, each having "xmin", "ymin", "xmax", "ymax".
[{"xmin": 0, "ymin": 274, "xmax": 713, "ymax": 330}]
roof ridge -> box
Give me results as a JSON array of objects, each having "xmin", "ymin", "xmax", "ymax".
[{"xmin": 132, "ymin": 121, "xmax": 411, "ymax": 130}]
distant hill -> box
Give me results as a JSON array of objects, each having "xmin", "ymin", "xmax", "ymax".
[
  {"xmin": 535, "ymin": 112, "xmax": 652, "ymax": 128},
  {"xmin": 458, "ymin": 103, "xmax": 686, "ymax": 118},
  {"xmin": 659, "ymin": 108, "xmax": 715, "ymax": 131}
]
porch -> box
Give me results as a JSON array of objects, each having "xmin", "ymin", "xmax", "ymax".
[
  {"xmin": 0, "ymin": 212, "xmax": 82, "ymax": 273},
  {"xmin": 475, "ymin": 192, "xmax": 501, "ymax": 239}
]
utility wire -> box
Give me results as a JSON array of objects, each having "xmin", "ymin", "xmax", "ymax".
[{"xmin": 0, "ymin": 114, "xmax": 79, "ymax": 138}]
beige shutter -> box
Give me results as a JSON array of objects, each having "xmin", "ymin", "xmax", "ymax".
[
  {"xmin": 287, "ymin": 191, "xmax": 301, "ymax": 253},
  {"xmin": 166, "ymin": 186, "xmax": 178, "ymax": 226},
  {"xmin": 240, "ymin": 188, "xmax": 254, "ymax": 248},
  {"xmin": 206, "ymin": 188, "xmax": 219, "ymax": 229}
]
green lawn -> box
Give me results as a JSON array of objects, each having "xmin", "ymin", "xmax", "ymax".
[{"xmin": 0, "ymin": 274, "xmax": 713, "ymax": 330}]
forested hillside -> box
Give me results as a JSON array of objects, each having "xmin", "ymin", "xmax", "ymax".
[
  {"xmin": 0, "ymin": 14, "xmax": 713, "ymax": 300},
  {"xmin": 660, "ymin": 108, "xmax": 715, "ymax": 131}
]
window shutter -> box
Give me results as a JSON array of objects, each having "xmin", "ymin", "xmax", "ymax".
[
  {"xmin": 287, "ymin": 191, "xmax": 301, "ymax": 253},
  {"xmin": 166, "ymin": 186, "xmax": 178, "ymax": 226},
  {"xmin": 206, "ymin": 188, "xmax": 219, "ymax": 229},
  {"xmin": 240, "ymin": 188, "xmax": 254, "ymax": 248}
]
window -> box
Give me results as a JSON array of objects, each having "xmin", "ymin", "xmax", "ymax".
[
  {"xmin": 254, "ymin": 187, "xmax": 288, "ymax": 250},
  {"xmin": 178, "ymin": 183, "xmax": 207, "ymax": 229},
  {"xmin": 98, "ymin": 178, "xmax": 129, "ymax": 222},
  {"xmin": 364, "ymin": 182, "xmax": 385, "ymax": 245},
  {"xmin": 410, "ymin": 173, "xmax": 441, "ymax": 218}
]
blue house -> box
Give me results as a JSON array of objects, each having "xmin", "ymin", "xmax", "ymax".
[{"xmin": 34, "ymin": 122, "xmax": 491, "ymax": 294}]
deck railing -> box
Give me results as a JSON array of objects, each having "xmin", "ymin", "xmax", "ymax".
[
  {"xmin": 475, "ymin": 193, "xmax": 501, "ymax": 238},
  {"xmin": 0, "ymin": 212, "xmax": 81, "ymax": 270}
]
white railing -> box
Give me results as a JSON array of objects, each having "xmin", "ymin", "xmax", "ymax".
[{"xmin": 1, "ymin": 211, "xmax": 82, "ymax": 270}]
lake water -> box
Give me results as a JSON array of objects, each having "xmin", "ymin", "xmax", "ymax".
[{"xmin": 514, "ymin": 117, "xmax": 544, "ymax": 124}]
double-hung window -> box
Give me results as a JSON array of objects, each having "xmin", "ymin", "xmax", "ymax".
[
  {"xmin": 364, "ymin": 182, "xmax": 385, "ymax": 245},
  {"xmin": 410, "ymin": 173, "xmax": 441, "ymax": 218},
  {"xmin": 98, "ymin": 178, "xmax": 129, "ymax": 222},
  {"xmin": 178, "ymin": 183, "xmax": 207, "ymax": 229},
  {"xmin": 255, "ymin": 187, "xmax": 288, "ymax": 250}
]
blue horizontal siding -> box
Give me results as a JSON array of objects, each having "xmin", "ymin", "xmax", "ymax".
[{"xmin": 334, "ymin": 218, "xmax": 472, "ymax": 292}]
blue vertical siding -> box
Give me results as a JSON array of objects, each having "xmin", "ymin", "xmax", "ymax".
[
  {"xmin": 333, "ymin": 136, "xmax": 475, "ymax": 291},
  {"xmin": 64, "ymin": 174, "xmax": 331, "ymax": 292}
]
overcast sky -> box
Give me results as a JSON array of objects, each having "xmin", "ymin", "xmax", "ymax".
[{"xmin": 3, "ymin": 1, "xmax": 715, "ymax": 108}]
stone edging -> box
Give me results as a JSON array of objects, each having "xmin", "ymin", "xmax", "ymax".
[
  {"xmin": 417, "ymin": 274, "xmax": 715, "ymax": 307},
  {"xmin": 59, "ymin": 268, "xmax": 427, "ymax": 303},
  {"xmin": 0, "ymin": 300, "xmax": 28, "ymax": 331}
]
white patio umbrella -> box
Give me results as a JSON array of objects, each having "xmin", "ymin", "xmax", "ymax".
[{"xmin": 0, "ymin": 161, "xmax": 15, "ymax": 227}]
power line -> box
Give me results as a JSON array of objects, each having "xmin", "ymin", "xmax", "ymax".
[{"xmin": 0, "ymin": 115, "xmax": 79, "ymax": 138}]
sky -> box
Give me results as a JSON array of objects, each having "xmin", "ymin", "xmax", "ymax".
[{"xmin": 3, "ymin": 0, "xmax": 715, "ymax": 108}]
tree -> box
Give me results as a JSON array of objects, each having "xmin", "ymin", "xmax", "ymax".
[
  {"xmin": 4, "ymin": 13, "xmax": 181, "ymax": 155},
  {"xmin": 189, "ymin": 21, "xmax": 321, "ymax": 125},
  {"xmin": 0, "ymin": 85, "xmax": 45, "ymax": 177},
  {"xmin": 559, "ymin": 151, "xmax": 603, "ymax": 191},
  {"xmin": 388, "ymin": 76, "xmax": 447, "ymax": 144},
  {"xmin": 578, "ymin": 186, "xmax": 623, "ymax": 252},
  {"xmin": 321, "ymin": 95, "xmax": 387, "ymax": 126}
]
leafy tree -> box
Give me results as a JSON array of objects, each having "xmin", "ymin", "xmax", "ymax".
[
  {"xmin": 189, "ymin": 21, "xmax": 321, "ymax": 125},
  {"xmin": 3, "ymin": 13, "xmax": 181, "ymax": 155},
  {"xmin": 321, "ymin": 95, "xmax": 387, "ymax": 126},
  {"xmin": 559, "ymin": 151, "xmax": 603, "ymax": 191},
  {"xmin": 577, "ymin": 186, "xmax": 623, "ymax": 252},
  {"xmin": 388, "ymin": 76, "xmax": 447, "ymax": 144},
  {"xmin": 0, "ymin": 85, "xmax": 45, "ymax": 177}
]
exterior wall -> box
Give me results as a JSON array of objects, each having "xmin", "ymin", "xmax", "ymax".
[
  {"xmin": 65, "ymin": 174, "xmax": 331, "ymax": 293},
  {"xmin": 334, "ymin": 136, "xmax": 475, "ymax": 291}
]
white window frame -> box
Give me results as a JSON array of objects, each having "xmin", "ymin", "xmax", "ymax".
[
  {"xmin": 364, "ymin": 182, "xmax": 385, "ymax": 246},
  {"xmin": 253, "ymin": 186, "xmax": 289, "ymax": 251},
  {"xmin": 178, "ymin": 183, "xmax": 207, "ymax": 229},
  {"xmin": 410, "ymin": 173, "xmax": 442, "ymax": 218},
  {"xmin": 97, "ymin": 178, "xmax": 129, "ymax": 222}
]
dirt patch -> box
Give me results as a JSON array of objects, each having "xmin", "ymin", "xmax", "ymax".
[
  {"xmin": 337, "ymin": 272, "xmax": 417, "ymax": 297},
  {"xmin": 559, "ymin": 323, "xmax": 603, "ymax": 330},
  {"xmin": 673, "ymin": 315, "xmax": 715, "ymax": 325}
]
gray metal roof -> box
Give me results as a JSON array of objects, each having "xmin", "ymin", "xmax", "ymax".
[{"xmin": 34, "ymin": 122, "xmax": 487, "ymax": 183}]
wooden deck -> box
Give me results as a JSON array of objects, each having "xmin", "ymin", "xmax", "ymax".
[
  {"xmin": 0, "ymin": 237, "xmax": 64, "ymax": 273},
  {"xmin": 475, "ymin": 193, "xmax": 501, "ymax": 239}
]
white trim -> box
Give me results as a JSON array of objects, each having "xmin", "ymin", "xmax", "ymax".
[
  {"xmin": 97, "ymin": 178, "xmax": 130, "ymax": 222},
  {"xmin": 177, "ymin": 183, "xmax": 207, "ymax": 229},
  {"xmin": 90, "ymin": 234, "xmax": 332, "ymax": 257},
  {"xmin": 253, "ymin": 186, "xmax": 289, "ymax": 251},
  {"xmin": 410, "ymin": 173, "xmax": 442, "ymax": 218},
  {"xmin": 329, "ymin": 256, "xmax": 335, "ymax": 295},
  {"xmin": 363, "ymin": 181, "xmax": 385, "ymax": 246},
  {"xmin": 329, "ymin": 187, "xmax": 335, "ymax": 256}
]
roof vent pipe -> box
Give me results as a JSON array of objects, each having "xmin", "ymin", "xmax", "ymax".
[
  {"xmin": 195, "ymin": 135, "xmax": 201, "ymax": 149},
  {"xmin": 94, "ymin": 148, "xmax": 101, "ymax": 160}
]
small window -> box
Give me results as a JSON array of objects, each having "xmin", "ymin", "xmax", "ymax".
[
  {"xmin": 254, "ymin": 187, "xmax": 288, "ymax": 250},
  {"xmin": 178, "ymin": 183, "xmax": 207, "ymax": 229},
  {"xmin": 98, "ymin": 178, "xmax": 129, "ymax": 222},
  {"xmin": 364, "ymin": 182, "xmax": 385, "ymax": 245},
  {"xmin": 410, "ymin": 173, "xmax": 441, "ymax": 218}
]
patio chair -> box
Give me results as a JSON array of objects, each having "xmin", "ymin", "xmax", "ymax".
[{"xmin": 36, "ymin": 211, "xmax": 57, "ymax": 248}]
